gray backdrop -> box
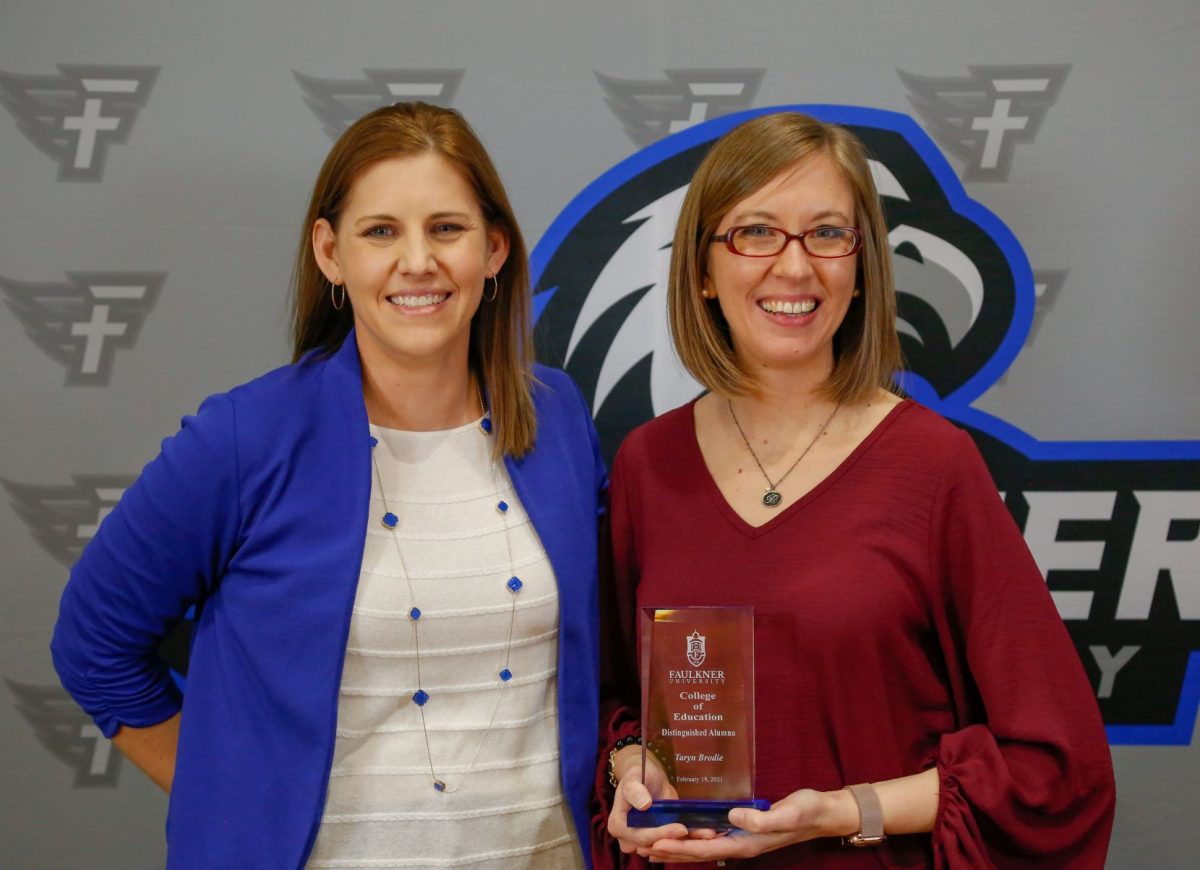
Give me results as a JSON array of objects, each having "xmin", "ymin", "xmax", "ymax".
[{"xmin": 2, "ymin": 1, "xmax": 1197, "ymax": 867}]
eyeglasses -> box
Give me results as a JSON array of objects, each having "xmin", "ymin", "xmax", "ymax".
[{"xmin": 710, "ymin": 225, "xmax": 862, "ymax": 258}]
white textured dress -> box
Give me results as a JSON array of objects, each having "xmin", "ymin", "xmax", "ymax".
[{"xmin": 306, "ymin": 419, "xmax": 584, "ymax": 869}]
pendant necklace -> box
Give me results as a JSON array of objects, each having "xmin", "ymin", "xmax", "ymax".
[
  {"xmin": 369, "ymin": 390, "xmax": 520, "ymax": 793},
  {"xmin": 727, "ymin": 398, "xmax": 841, "ymax": 508}
]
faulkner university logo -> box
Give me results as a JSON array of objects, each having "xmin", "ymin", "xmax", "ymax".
[
  {"xmin": 3, "ymin": 474, "xmax": 134, "ymax": 567},
  {"xmin": 531, "ymin": 105, "xmax": 1200, "ymax": 745},
  {"xmin": 597, "ymin": 69, "xmax": 764, "ymax": 146},
  {"xmin": 1, "ymin": 272, "xmax": 165, "ymax": 385},
  {"xmin": 3, "ymin": 472, "xmax": 191, "ymax": 785},
  {"xmin": 6, "ymin": 680, "xmax": 122, "ymax": 787},
  {"xmin": 687, "ymin": 631, "xmax": 707, "ymax": 668},
  {"xmin": 898, "ymin": 64, "xmax": 1071, "ymax": 182},
  {"xmin": 2, "ymin": 475, "xmax": 133, "ymax": 787},
  {"xmin": 0, "ymin": 65, "xmax": 158, "ymax": 181},
  {"xmin": 294, "ymin": 68, "xmax": 464, "ymax": 140}
]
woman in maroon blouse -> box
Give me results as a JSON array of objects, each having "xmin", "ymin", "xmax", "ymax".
[{"xmin": 596, "ymin": 112, "xmax": 1114, "ymax": 868}]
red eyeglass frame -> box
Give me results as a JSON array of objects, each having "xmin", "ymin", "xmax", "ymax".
[{"xmin": 709, "ymin": 225, "xmax": 863, "ymax": 258}]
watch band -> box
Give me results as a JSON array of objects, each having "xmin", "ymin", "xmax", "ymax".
[{"xmin": 843, "ymin": 782, "xmax": 886, "ymax": 847}]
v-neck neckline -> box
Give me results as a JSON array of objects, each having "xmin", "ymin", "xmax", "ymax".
[{"xmin": 686, "ymin": 397, "xmax": 914, "ymax": 538}]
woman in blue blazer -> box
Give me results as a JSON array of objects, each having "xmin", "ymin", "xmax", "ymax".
[{"xmin": 52, "ymin": 103, "xmax": 605, "ymax": 869}]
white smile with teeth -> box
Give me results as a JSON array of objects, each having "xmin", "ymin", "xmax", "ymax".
[
  {"xmin": 388, "ymin": 293, "xmax": 448, "ymax": 307},
  {"xmin": 759, "ymin": 299, "xmax": 817, "ymax": 315}
]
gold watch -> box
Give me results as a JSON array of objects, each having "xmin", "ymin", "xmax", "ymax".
[{"xmin": 843, "ymin": 783, "xmax": 886, "ymax": 847}]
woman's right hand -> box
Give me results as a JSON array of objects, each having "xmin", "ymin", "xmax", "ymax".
[{"xmin": 606, "ymin": 744, "xmax": 688, "ymax": 855}]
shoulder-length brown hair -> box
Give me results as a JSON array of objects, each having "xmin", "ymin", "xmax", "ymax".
[
  {"xmin": 669, "ymin": 111, "xmax": 902, "ymax": 403},
  {"xmin": 291, "ymin": 102, "xmax": 536, "ymax": 457}
]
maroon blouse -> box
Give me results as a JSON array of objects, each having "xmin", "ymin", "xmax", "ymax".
[{"xmin": 594, "ymin": 400, "xmax": 1114, "ymax": 869}]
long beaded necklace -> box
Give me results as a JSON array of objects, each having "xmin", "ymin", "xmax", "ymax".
[
  {"xmin": 728, "ymin": 398, "xmax": 841, "ymax": 507},
  {"xmin": 368, "ymin": 396, "xmax": 522, "ymax": 793}
]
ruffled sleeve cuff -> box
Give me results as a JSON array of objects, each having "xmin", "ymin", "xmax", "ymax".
[
  {"xmin": 591, "ymin": 706, "xmax": 642, "ymax": 870},
  {"xmin": 930, "ymin": 724, "xmax": 1114, "ymax": 869}
]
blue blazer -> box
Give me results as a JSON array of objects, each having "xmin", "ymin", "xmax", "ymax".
[{"xmin": 51, "ymin": 332, "xmax": 606, "ymax": 869}]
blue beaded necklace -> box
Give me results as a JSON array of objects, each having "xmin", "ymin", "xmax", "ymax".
[{"xmin": 369, "ymin": 396, "xmax": 522, "ymax": 793}]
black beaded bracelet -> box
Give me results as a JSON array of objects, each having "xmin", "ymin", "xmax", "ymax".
[{"xmin": 607, "ymin": 735, "xmax": 642, "ymax": 788}]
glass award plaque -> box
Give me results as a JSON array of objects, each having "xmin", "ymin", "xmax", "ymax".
[{"xmin": 627, "ymin": 606, "xmax": 769, "ymax": 829}]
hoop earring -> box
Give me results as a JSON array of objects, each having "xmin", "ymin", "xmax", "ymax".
[
  {"xmin": 330, "ymin": 282, "xmax": 346, "ymax": 311},
  {"xmin": 483, "ymin": 273, "xmax": 499, "ymax": 302}
]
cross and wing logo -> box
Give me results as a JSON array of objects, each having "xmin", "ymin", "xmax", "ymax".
[
  {"xmin": 2, "ymin": 474, "xmax": 134, "ymax": 567},
  {"xmin": 897, "ymin": 64, "xmax": 1071, "ymax": 181},
  {"xmin": 6, "ymin": 680, "xmax": 121, "ymax": 787},
  {"xmin": 294, "ymin": 68, "xmax": 464, "ymax": 140},
  {"xmin": 596, "ymin": 69, "xmax": 765, "ymax": 146},
  {"xmin": 1, "ymin": 271, "xmax": 165, "ymax": 385},
  {"xmin": 0, "ymin": 64, "xmax": 158, "ymax": 181}
]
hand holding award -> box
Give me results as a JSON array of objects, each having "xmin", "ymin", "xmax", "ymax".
[{"xmin": 627, "ymin": 607, "xmax": 769, "ymax": 829}]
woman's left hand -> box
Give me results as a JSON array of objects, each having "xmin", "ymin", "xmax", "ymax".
[{"xmin": 637, "ymin": 787, "xmax": 855, "ymax": 863}]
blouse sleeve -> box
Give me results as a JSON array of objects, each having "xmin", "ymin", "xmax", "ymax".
[
  {"xmin": 50, "ymin": 393, "xmax": 243, "ymax": 738},
  {"xmin": 591, "ymin": 443, "xmax": 644, "ymax": 869},
  {"xmin": 928, "ymin": 429, "xmax": 1115, "ymax": 868}
]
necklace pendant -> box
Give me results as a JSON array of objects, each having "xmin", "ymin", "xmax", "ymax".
[
  {"xmin": 433, "ymin": 779, "xmax": 446, "ymax": 792},
  {"xmin": 762, "ymin": 489, "xmax": 783, "ymax": 508}
]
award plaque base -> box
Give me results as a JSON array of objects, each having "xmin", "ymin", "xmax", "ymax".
[{"xmin": 627, "ymin": 798, "xmax": 771, "ymax": 830}]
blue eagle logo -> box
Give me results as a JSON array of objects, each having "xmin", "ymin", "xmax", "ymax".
[{"xmin": 531, "ymin": 105, "xmax": 1200, "ymax": 746}]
